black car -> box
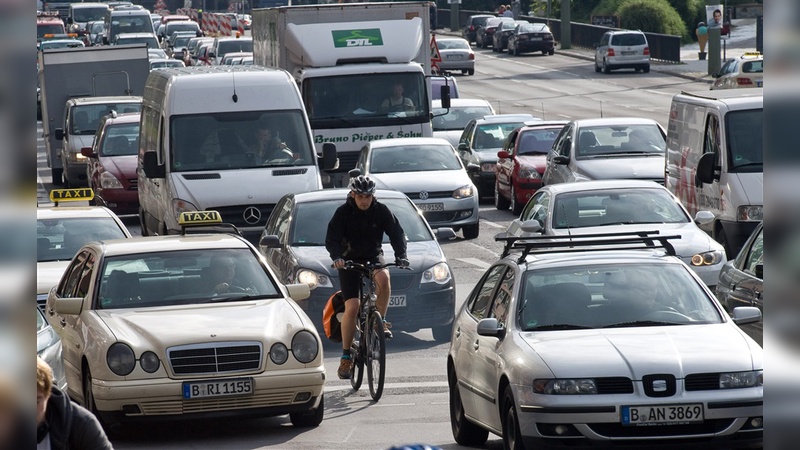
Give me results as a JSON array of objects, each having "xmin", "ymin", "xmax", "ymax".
[
  {"xmin": 492, "ymin": 19, "xmax": 526, "ymax": 52},
  {"xmin": 258, "ymin": 189, "xmax": 456, "ymax": 342},
  {"xmin": 476, "ymin": 17, "xmax": 514, "ymax": 49},
  {"xmin": 507, "ymin": 22, "xmax": 555, "ymax": 56},
  {"xmin": 716, "ymin": 221, "xmax": 763, "ymax": 345},
  {"xmin": 461, "ymin": 14, "xmax": 493, "ymax": 44}
]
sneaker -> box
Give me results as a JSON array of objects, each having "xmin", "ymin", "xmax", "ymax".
[
  {"xmin": 383, "ymin": 321, "xmax": 393, "ymax": 340},
  {"xmin": 337, "ymin": 357, "xmax": 352, "ymax": 379}
]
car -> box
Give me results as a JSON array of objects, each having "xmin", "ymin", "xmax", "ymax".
[
  {"xmin": 210, "ymin": 36, "xmax": 253, "ymax": 65},
  {"xmin": 476, "ymin": 17, "xmax": 515, "ymax": 49},
  {"xmin": 82, "ymin": 112, "xmax": 140, "ymax": 215},
  {"xmin": 457, "ymin": 114, "xmax": 538, "ymax": 200},
  {"xmin": 716, "ymin": 221, "xmax": 763, "ymax": 345},
  {"xmin": 430, "ymin": 75, "xmax": 459, "ymax": 100},
  {"xmin": 462, "ymin": 14, "xmax": 494, "ymax": 44},
  {"xmin": 507, "ymin": 22, "xmax": 555, "ymax": 56},
  {"xmin": 352, "ymin": 137, "xmax": 480, "ymax": 238},
  {"xmin": 258, "ymin": 189, "xmax": 456, "ymax": 341},
  {"xmin": 432, "ymin": 98, "xmax": 495, "ymax": 148},
  {"xmin": 237, "ymin": 56, "xmax": 254, "ymax": 66},
  {"xmin": 711, "ymin": 52, "xmax": 763, "ymax": 90},
  {"xmin": 38, "ymin": 39, "xmax": 85, "ymax": 51},
  {"xmin": 37, "ymin": 189, "xmax": 132, "ymax": 310},
  {"xmin": 504, "ymin": 179, "xmax": 727, "ymax": 286},
  {"xmin": 113, "ymin": 32, "xmax": 159, "ymax": 49},
  {"xmin": 165, "ymin": 32, "xmax": 196, "ymax": 60},
  {"xmin": 495, "ymin": 120, "xmax": 567, "ymax": 214},
  {"xmin": 594, "ymin": 29, "xmax": 651, "ymax": 74},
  {"xmin": 447, "ymin": 232, "xmax": 763, "ymax": 449},
  {"xmin": 44, "ymin": 213, "xmax": 325, "ymax": 427},
  {"xmin": 491, "ymin": 19, "xmax": 526, "ymax": 52},
  {"xmin": 149, "ymin": 58, "xmax": 186, "ymax": 70},
  {"xmin": 184, "ymin": 36, "xmax": 214, "ymax": 66},
  {"xmin": 221, "ymin": 51, "xmax": 253, "ymax": 65},
  {"xmin": 37, "ymin": 306, "xmax": 67, "ymax": 390},
  {"xmin": 105, "ymin": 9, "xmax": 155, "ymax": 45},
  {"xmin": 236, "ymin": 13, "xmax": 252, "ymax": 30},
  {"xmin": 162, "ymin": 20, "xmax": 202, "ymax": 41},
  {"xmin": 147, "ymin": 48, "xmax": 168, "ymax": 60},
  {"xmin": 541, "ymin": 117, "xmax": 666, "ymax": 187},
  {"xmin": 435, "ymin": 37, "xmax": 474, "ymax": 75},
  {"xmin": 85, "ymin": 20, "xmax": 105, "ymax": 46}
]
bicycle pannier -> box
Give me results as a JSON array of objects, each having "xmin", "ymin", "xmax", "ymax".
[{"xmin": 323, "ymin": 290, "xmax": 346, "ymax": 343}]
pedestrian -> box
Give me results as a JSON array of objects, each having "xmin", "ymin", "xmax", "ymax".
[
  {"xmin": 503, "ymin": 5, "xmax": 513, "ymax": 18},
  {"xmin": 498, "ymin": 5, "xmax": 506, "ymax": 16}
]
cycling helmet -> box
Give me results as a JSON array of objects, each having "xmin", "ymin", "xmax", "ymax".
[{"xmin": 349, "ymin": 175, "xmax": 376, "ymax": 195}]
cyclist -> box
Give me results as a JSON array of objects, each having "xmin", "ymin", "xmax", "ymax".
[{"xmin": 326, "ymin": 175, "xmax": 409, "ymax": 379}]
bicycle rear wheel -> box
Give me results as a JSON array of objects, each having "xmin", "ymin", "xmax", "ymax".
[
  {"xmin": 366, "ymin": 311, "xmax": 386, "ymax": 401},
  {"xmin": 350, "ymin": 327, "xmax": 364, "ymax": 391}
]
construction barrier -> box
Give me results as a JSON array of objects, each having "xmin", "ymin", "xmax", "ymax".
[{"xmin": 176, "ymin": 8, "xmax": 246, "ymax": 37}]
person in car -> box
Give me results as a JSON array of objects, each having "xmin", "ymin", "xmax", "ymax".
[
  {"xmin": 379, "ymin": 82, "xmax": 415, "ymax": 113},
  {"xmin": 250, "ymin": 124, "xmax": 293, "ymax": 163}
]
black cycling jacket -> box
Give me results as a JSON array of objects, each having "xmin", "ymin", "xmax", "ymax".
[{"xmin": 326, "ymin": 196, "xmax": 407, "ymax": 263}]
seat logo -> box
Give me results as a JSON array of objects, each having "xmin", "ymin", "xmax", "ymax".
[
  {"xmin": 243, "ymin": 206, "xmax": 261, "ymax": 225},
  {"xmin": 419, "ymin": 191, "xmax": 429, "ymax": 200},
  {"xmin": 652, "ymin": 380, "xmax": 667, "ymax": 392}
]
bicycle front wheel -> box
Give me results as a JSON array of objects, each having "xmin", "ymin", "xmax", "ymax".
[
  {"xmin": 350, "ymin": 328, "xmax": 364, "ymax": 391},
  {"xmin": 366, "ymin": 311, "xmax": 386, "ymax": 401}
]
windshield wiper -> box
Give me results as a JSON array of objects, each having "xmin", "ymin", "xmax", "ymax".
[
  {"xmin": 733, "ymin": 162, "xmax": 763, "ymax": 169},
  {"xmin": 291, "ymin": 242, "xmax": 323, "ymax": 246},
  {"xmin": 527, "ymin": 324, "xmax": 593, "ymax": 331},
  {"xmin": 603, "ymin": 320, "xmax": 682, "ymax": 328},
  {"xmin": 207, "ymin": 294, "xmax": 273, "ymax": 303}
]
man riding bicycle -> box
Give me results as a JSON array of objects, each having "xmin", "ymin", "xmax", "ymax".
[{"xmin": 326, "ymin": 176, "xmax": 409, "ymax": 379}]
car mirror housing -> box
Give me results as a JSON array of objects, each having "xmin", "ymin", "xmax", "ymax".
[
  {"xmin": 286, "ymin": 283, "xmax": 311, "ymax": 302},
  {"xmin": 477, "ymin": 317, "xmax": 505, "ymax": 339},
  {"xmin": 553, "ymin": 155, "xmax": 570, "ymax": 165},
  {"xmin": 55, "ymin": 297, "xmax": 83, "ymax": 315},
  {"xmin": 732, "ymin": 306, "xmax": 761, "ymax": 326},
  {"xmin": 497, "ymin": 150, "xmax": 511, "ymax": 159},
  {"xmin": 322, "ymin": 142, "xmax": 338, "ymax": 171},
  {"xmin": 520, "ymin": 219, "xmax": 543, "ymax": 234},
  {"xmin": 457, "ymin": 142, "xmax": 469, "ymax": 152},
  {"xmin": 466, "ymin": 163, "xmax": 480, "ymax": 173},
  {"xmin": 694, "ymin": 210, "xmax": 715, "ymax": 225},
  {"xmin": 435, "ymin": 227, "xmax": 457, "ymax": 240},
  {"xmin": 258, "ymin": 234, "xmax": 281, "ymax": 248},
  {"xmin": 696, "ymin": 152, "xmax": 719, "ymax": 185},
  {"xmin": 142, "ymin": 151, "xmax": 165, "ymax": 179},
  {"xmin": 80, "ymin": 147, "xmax": 96, "ymax": 158},
  {"xmin": 755, "ymin": 263, "xmax": 763, "ymax": 280},
  {"xmin": 54, "ymin": 129, "xmax": 64, "ymax": 141}
]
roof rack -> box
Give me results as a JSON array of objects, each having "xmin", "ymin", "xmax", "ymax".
[{"xmin": 495, "ymin": 230, "xmax": 679, "ymax": 263}]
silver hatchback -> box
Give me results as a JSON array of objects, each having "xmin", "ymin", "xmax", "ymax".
[{"xmin": 594, "ymin": 30, "xmax": 650, "ymax": 74}]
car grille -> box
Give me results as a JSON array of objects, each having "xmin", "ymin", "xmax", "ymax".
[
  {"xmin": 642, "ymin": 374, "xmax": 677, "ymax": 397},
  {"xmin": 595, "ymin": 377, "xmax": 634, "ymax": 394},
  {"xmin": 127, "ymin": 178, "xmax": 138, "ymax": 191},
  {"xmin": 167, "ymin": 342, "xmax": 262, "ymax": 376},
  {"xmin": 388, "ymin": 272, "xmax": 415, "ymax": 291},
  {"xmin": 684, "ymin": 373, "xmax": 721, "ymax": 391},
  {"xmin": 587, "ymin": 419, "xmax": 736, "ymax": 438},
  {"xmin": 136, "ymin": 391, "xmax": 296, "ymax": 415},
  {"xmin": 404, "ymin": 190, "xmax": 453, "ymax": 200},
  {"xmin": 209, "ymin": 204, "xmax": 274, "ymax": 228}
]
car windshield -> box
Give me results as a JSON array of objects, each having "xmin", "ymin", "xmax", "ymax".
[
  {"xmin": 148, "ymin": 49, "xmax": 167, "ymax": 59},
  {"xmin": 111, "ymin": 15, "xmax": 153, "ymax": 36},
  {"xmin": 39, "ymin": 40, "xmax": 84, "ymax": 50},
  {"xmin": 72, "ymin": 7, "xmax": 108, "ymax": 23},
  {"xmin": 517, "ymin": 127, "xmax": 562, "ymax": 155},
  {"xmin": 551, "ymin": 188, "xmax": 689, "ymax": 229},
  {"xmin": 519, "ymin": 263, "xmax": 722, "ymax": 331},
  {"xmin": 217, "ymin": 39, "xmax": 253, "ymax": 57},
  {"xmin": 70, "ymin": 103, "xmax": 142, "ymax": 135},
  {"xmin": 370, "ymin": 144, "xmax": 461, "ymax": 173},
  {"xmin": 150, "ymin": 60, "xmax": 184, "ymax": 69},
  {"xmin": 475, "ymin": 122, "xmax": 526, "ymax": 150},
  {"xmin": 726, "ymin": 109, "xmax": 762, "ymax": 172},
  {"xmin": 611, "ymin": 33, "xmax": 646, "ymax": 46},
  {"xmin": 165, "ymin": 22, "xmax": 199, "ymax": 36},
  {"xmin": 290, "ymin": 198, "xmax": 433, "ymax": 246},
  {"xmin": 576, "ymin": 124, "xmax": 665, "ymax": 157},
  {"xmin": 101, "ymin": 123, "xmax": 139, "ymax": 156},
  {"xmin": 96, "ymin": 249, "xmax": 281, "ymax": 309},
  {"xmin": 431, "ymin": 105, "xmax": 493, "ymax": 131},
  {"xmin": 38, "ymin": 24, "xmax": 65, "ymax": 38},
  {"xmin": 37, "ymin": 218, "xmax": 127, "ymax": 262},
  {"xmin": 173, "ymin": 35, "xmax": 192, "ymax": 47},
  {"xmin": 519, "ymin": 23, "xmax": 548, "ymax": 33}
]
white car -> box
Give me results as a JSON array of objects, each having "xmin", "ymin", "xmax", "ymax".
[
  {"xmin": 44, "ymin": 213, "xmax": 324, "ymax": 427},
  {"xmin": 448, "ymin": 233, "xmax": 762, "ymax": 448},
  {"xmin": 435, "ymin": 37, "xmax": 475, "ymax": 75},
  {"xmin": 351, "ymin": 137, "xmax": 480, "ymax": 239},
  {"xmin": 711, "ymin": 52, "xmax": 763, "ymax": 90},
  {"xmin": 594, "ymin": 29, "xmax": 650, "ymax": 74},
  {"xmin": 431, "ymin": 98, "xmax": 495, "ymax": 148}
]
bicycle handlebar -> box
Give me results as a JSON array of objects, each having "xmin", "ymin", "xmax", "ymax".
[{"xmin": 331, "ymin": 260, "xmax": 412, "ymax": 272}]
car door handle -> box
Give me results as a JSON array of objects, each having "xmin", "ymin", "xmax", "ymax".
[
  {"xmin": 473, "ymin": 340, "xmax": 479, "ymax": 351},
  {"xmin": 454, "ymin": 327, "xmax": 461, "ymax": 338},
  {"xmin": 153, "ymin": 180, "xmax": 160, "ymax": 187}
]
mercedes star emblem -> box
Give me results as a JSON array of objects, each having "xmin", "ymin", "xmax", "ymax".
[
  {"xmin": 419, "ymin": 191, "xmax": 429, "ymax": 200},
  {"xmin": 243, "ymin": 206, "xmax": 261, "ymax": 225}
]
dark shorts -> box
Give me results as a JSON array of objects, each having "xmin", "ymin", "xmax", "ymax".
[{"xmin": 338, "ymin": 256, "xmax": 384, "ymax": 300}]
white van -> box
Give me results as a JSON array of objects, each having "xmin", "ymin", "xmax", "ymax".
[
  {"xmin": 665, "ymin": 89, "xmax": 762, "ymax": 257},
  {"xmin": 138, "ymin": 66, "xmax": 336, "ymax": 239}
]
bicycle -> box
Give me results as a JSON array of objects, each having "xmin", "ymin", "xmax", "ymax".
[{"xmin": 341, "ymin": 260, "xmax": 410, "ymax": 401}]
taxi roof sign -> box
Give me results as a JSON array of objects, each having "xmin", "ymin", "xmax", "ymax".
[
  {"xmin": 178, "ymin": 211, "xmax": 223, "ymax": 227},
  {"xmin": 49, "ymin": 188, "xmax": 94, "ymax": 203}
]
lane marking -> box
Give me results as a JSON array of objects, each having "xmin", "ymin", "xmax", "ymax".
[
  {"xmin": 457, "ymin": 257, "xmax": 492, "ymax": 270},
  {"xmin": 481, "ymin": 219, "xmax": 504, "ymax": 229},
  {"xmin": 325, "ymin": 380, "xmax": 448, "ymax": 393}
]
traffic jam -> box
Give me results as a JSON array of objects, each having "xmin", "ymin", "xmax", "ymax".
[{"xmin": 35, "ymin": 0, "xmax": 763, "ymax": 449}]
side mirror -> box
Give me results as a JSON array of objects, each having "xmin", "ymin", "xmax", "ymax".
[
  {"xmin": 520, "ymin": 219, "xmax": 543, "ymax": 234},
  {"xmin": 322, "ymin": 142, "xmax": 338, "ymax": 171},
  {"xmin": 67, "ymin": 17, "xmax": 74, "ymax": 24},
  {"xmin": 54, "ymin": 129, "xmax": 64, "ymax": 140},
  {"xmin": 592, "ymin": 42, "xmax": 599, "ymax": 48},
  {"xmin": 435, "ymin": 227, "xmax": 457, "ymax": 240},
  {"xmin": 552, "ymin": 155, "xmax": 570, "ymax": 165},
  {"xmin": 694, "ymin": 210, "xmax": 715, "ymax": 225},
  {"xmin": 476, "ymin": 317, "xmax": 505, "ymax": 339},
  {"xmin": 695, "ymin": 152, "xmax": 718, "ymax": 186},
  {"xmin": 55, "ymin": 297, "xmax": 83, "ymax": 315},
  {"xmin": 497, "ymin": 150, "xmax": 510, "ymax": 159},
  {"xmin": 285, "ymin": 283, "xmax": 311, "ymax": 300},
  {"xmin": 348, "ymin": 168, "xmax": 361, "ymax": 178},
  {"xmin": 142, "ymin": 151, "xmax": 165, "ymax": 178},
  {"xmin": 208, "ymin": 50, "xmax": 216, "ymax": 58},
  {"xmin": 711, "ymin": 72, "xmax": 719, "ymax": 78},
  {"xmin": 258, "ymin": 234, "xmax": 281, "ymax": 248},
  {"xmin": 440, "ymin": 85, "xmax": 451, "ymax": 109},
  {"xmin": 457, "ymin": 142, "xmax": 469, "ymax": 152},
  {"xmin": 466, "ymin": 163, "xmax": 480, "ymax": 173},
  {"xmin": 80, "ymin": 147, "xmax": 96, "ymax": 158},
  {"xmin": 755, "ymin": 263, "xmax": 763, "ymax": 280},
  {"xmin": 103, "ymin": 36, "xmax": 109, "ymax": 45},
  {"xmin": 732, "ymin": 306, "xmax": 761, "ymax": 326}
]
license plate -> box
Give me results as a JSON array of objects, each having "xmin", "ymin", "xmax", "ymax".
[
  {"xmin": 389, "ymin": 294, "xmax": 406, "ymax": 307},
  {"xmin": 418, "ymin": 203, "xmax": 444, "ymax": 212},
  {"xmin": 621, "ymin": 404, "xmax": 704, "ymax": 426},
  {"xmin": 183, "ymin": 377, "xmax": 254, "ymax": 399},
  {"xmin": 446, "ymin": 54, "xmax": 462, "ymax": 60},
  {"xmin": 530, "ymin": 37, "xmax": 542, "ymax": 41},
  {"xmin": 621, "ymin": 51, "xmax": 637, "ymax": 55}
]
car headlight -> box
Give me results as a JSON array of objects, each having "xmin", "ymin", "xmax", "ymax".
[
  {"xmin": 296, "ymin": 269, "xmax": 332, "ymax": 290},
  {"xmin": 269, "ymin": 342, "xmax": 288, "ymax": 365},
  {"xmin": 720, "ymin": 370, "xmax": 762, "ymax": 389},
  {"xmin": 68, "ymin": 151, "xmax": 87, "ymax": 163},
  {"xmin": 691, "ymin": 250, "xmax": 724, "ymax": 266},
  {"xmin": 452, "ymin": 184, "xmax": 474, "ymax": 199},
  {"xmin": 171, "ymin": 198, "xmax": 198, "ymax": 217},
  {"xmin": 107, "ymin": 342, "xmax": 136, "ymax": 376},
  {"xmin": 737, "ymin": 205, "xmax": 762, "ymax": 221},
  {"xmin": 139, "ymin": 351, "xmax": 160, "ymax": 373},
  {"xmin": 533, "ymin": 379, "xmax": 598, "ymax": 394},
  {"xmin": 291, "ymin": 330, "xmax": 319, "ymax": 364},
  {"xmin": 421, "ymin": 262, "xmax": 451, "ymax": 285},
  {"xmin": 480, "ymin": 162, "xmax": 496, "ymax": 173},
  {"xmin": 99, "ymin": 171, "xmax": 123, "ymax": 189},
  {"xmin": 518, "ymin": 166, "xmax": 541, "ymax": 180}
]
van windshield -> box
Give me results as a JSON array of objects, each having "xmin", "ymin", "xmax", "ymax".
[
  {"xmin": 169, "ymin": 110, "xmax": 315, "ymax": 172},
  {"xmin": 726, "ymin": 109, "xmax": 762, "ymax": 172},
  {"xmin": 72, "ymin": 7, "xmax": 109, "ymax": 23}
]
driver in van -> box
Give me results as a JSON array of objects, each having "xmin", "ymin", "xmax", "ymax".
[{"xmin": 379, "ymin": 82, "xmax": 415, "ymax": 113}]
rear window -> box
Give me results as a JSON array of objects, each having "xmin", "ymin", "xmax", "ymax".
[
  {"xmin": 741, "ymin": 60, "xmax": 763, "ymax": 73},
  {"xmin": 471, "ymin": 16, "xmax": 491, "ymax": 27},
  {"xmin": 611, "ymin": 33, "xmax": 646, "ymax": 46}
]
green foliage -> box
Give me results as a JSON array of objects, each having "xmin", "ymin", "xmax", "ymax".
[{"xmin": 619, "ymin": 0, "xmax": 687, "ymax": 39}]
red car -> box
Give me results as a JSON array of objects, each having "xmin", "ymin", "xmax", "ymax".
[
  {"xmin": 495, "ymin": 121, "xmax": 567, "ymax": 215},
  {"xmin": 82, "ymin": 111, "xmax": 140, "ymax": 215}
]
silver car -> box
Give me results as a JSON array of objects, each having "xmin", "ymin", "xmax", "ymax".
[
  {"xmin": 448, "ymin": 233, "xmax": 762, "ymax": 448},
  {"xmin": 594, "ymin": 30, "xmax": 650, "ymax": 74},
  {"xmin": 431, "ymin": 98, "xmax": 495, "ymax": 148},
  {"xmin": 436, "ymin": 37, "xmax": 475, "ymax": 75},
  {"xmin": 352, "ymin": 137, "xmax": 480, "ymax": 239}
]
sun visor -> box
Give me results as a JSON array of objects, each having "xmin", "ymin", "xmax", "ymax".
[{"xmin": 285, "ymin": 17, "xmax": 423, "ymax": 68}]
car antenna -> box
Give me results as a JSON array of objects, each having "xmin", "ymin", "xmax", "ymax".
[{"xmin": 231, "ymin": 68, "xmax": 238, "ymax": 103}]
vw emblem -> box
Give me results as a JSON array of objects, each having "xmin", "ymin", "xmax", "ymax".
[
  {"xmin": 419, "ymin": 191, "xmax": 429, "ymax": 200},
  {"xmin": 243, "ymin": 206, "xmax": 261, "ymax": 225},
  {"xmin": 652, "ymin": 380, "xmax": 667, "ymax": 392}
]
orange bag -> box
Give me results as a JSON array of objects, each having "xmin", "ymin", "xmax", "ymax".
[{"xmin": 322, "ymin": 291, "xmax": 345, "ymax": 343}]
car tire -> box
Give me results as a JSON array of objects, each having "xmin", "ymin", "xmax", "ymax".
[
  {"xmin": 542, "ymin": 50, "xmax": 547, "ymax": 55},
  {"xmin": 468, "ymin": 69, "xmax": 475, "ymax": 75},
  {"xmin": 603, "ymin": 59, "xmax": 611, "ymax": 74},
  {"xmin": 643, "ymin": 64, "xmax": 650, "ymax": 73},
  {"xmin": 511, "ymin": 185, "xmax": 522, "ymax": 216},
  {"xmin": 431, "ymin": 323, "xmax": 452, "ymax": 343},
  {"xmin": 502, "ymin": 386, "xmax": 525, "ymax": 450},
  {"xmin": 51, "ymin": 168, "xmax": 64, "ymax": 186},
  {"xmin": 462, "ymin": 223, "xmax": 479, "ymax": 240},
  {"xmin": 462, "ymin": 69, "xmax": 468, "ymax": 75},
  {"xmin": 290, "ymin": 394, "xmax": 324, "ymax": 427},
  {"xmin": 494, "ymin": 184, "xmax": 510, "ymax": 210},
  {"xmin": 594, "ymin": 60, "xmax": 601, "ymax": 72},
  {"xmin": 549, "ymin": 49, "xmax": 555, "ymax": 56},
  {"xmin": 716, "ymin": 226, "xmax": 732, "ymax": 259},
  {"xmin": 449, "ymin": 368, "xmax": 489, "ymax": 446}
]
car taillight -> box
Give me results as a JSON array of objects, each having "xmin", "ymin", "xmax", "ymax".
[
  {"xmin": 545, "ymin": 33, "xmax": 553, "ymax": 40},
  {"xmin": 469, "ymin": 25, "xmax": 475, "ymax": 31},
  {"xmin": 469, "ymin": 53, "xmax": 474, "ymax": 60},
  {"xmin": 643, "ymin": 47, "xmax": 650, "ymax": 55},
  {"xmin": 607, "ymin": 48, "xmax": 615, "ymax": 57},
  {"xmin": 737, "ymin": 77, "xmax": 754, "ymax": 86}
]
